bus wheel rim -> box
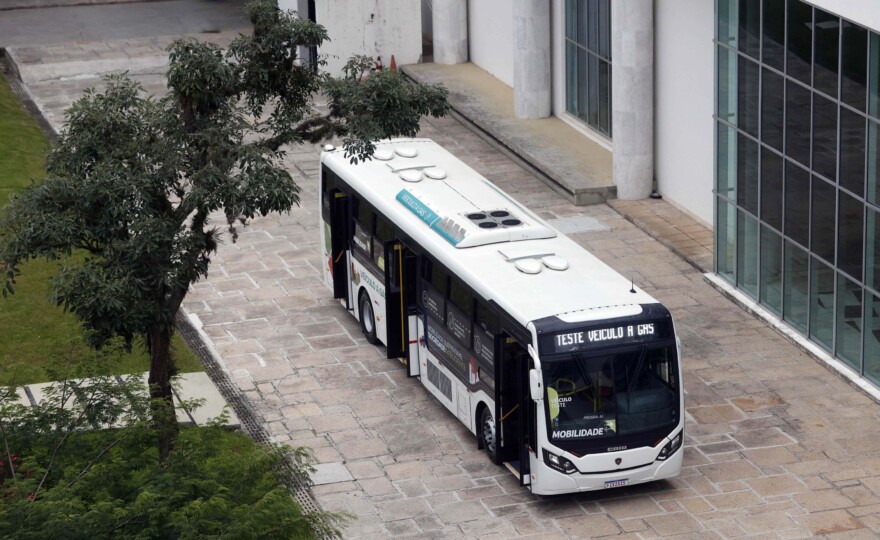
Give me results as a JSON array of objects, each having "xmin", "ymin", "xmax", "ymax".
[
  {"xmin": 483, "ymin": 415, "xmax": 496, "ymax": 454},
  {"xmin": 363, "ymin": 300, "xmax": 374, "ymax": 332}
]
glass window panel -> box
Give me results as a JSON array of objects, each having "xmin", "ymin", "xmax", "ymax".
[
  {"xmin": 812, "ymin": 93, "xmax": 838, "ymax": 181},
  {"xmin": 738, "ymin": 55, "xmax": 760, "ymax": 138},
  {"xmin": 738, "ymin": 0, "xmax": 760, "ymax": 60},
  {"xmin": 813, "ymin": 9, "xmax": 840, "ymax": 99},
  {"xmin": 588, "ymin": 53, "xmax": 599, "ymax": 126},
  {"xmin": 718, "ymin": 46, "xmax": 738, "ymax": 125},
  {"xmin": 869, "ymin": 118, "xmax": 880, "ymax": 205},
  {"xmin": 737, "ymin": 133, "xmax": 759, "ymax": 215},
  {"xmin": 811, "ymin": 176, "xmax": 836, "ymax": 263},
  {"xmin": 718, "ymin": 0, "xmax": 738, "ymax": 46},
  {"xmin": 578, "ymin": 47, "xmax": 588, "ymax": 121},
  {"xmin": 836, "ymin": 274, "xmax": 862, "ymax": 370},
  {"xmin": 786, "ymin": 0, "xmax": 813, "ymax": 85},
  {"xmin": 717, "ymin": 122, "xmax": 737, "ymax": 200},
  {"xmin": 566, "ymin": 0, "xmax": 577, "ymax": 41},
  {"xmin": 786, "ymin": 81, "xmax": 811, "ymax": 167},
  {"xmin": 761, "ymin": 68, "xmax": 784, "ymax": 151},
  {"xmin": 869, "ymin": 33, "xmax": 880, "ymax": 119},
  {"xmin": 598, "ymin": 0, "xmax": 611, "ymax": 59},
  {"xmin": 838, "ymin": 191, "xmax": 864, "ymax": 281},
  {"xmin": 785, "ymin": 161, "xmax": 810, "ymax": 248},
  {"xmin": 577, "ymin": 0, "xmax": 588, "ymax": 46},
  {"xmin": 587, "ymin": 0, "xmax": 599, "ymax": 53},
  {"xmin": 784, "ymin": 240, "xmax": 809, "ymax": 333},
  {"xmin": 717, "ymin": 198, "xmax": 736, "ymax": 282},
  {"xmin": 738, "ymin": 211, "xmax": 759, "ymax": 298},
  {"xmin": 865, "ymin": 291, "xmax": 880, "ymax": 386},
  {"xmin": 842, "ymin": 22, "xmax": 868, "ymax": 112},
  {"xmin": 762, "ymin": 0, "xmax": 785, "ymax": 71},
  {"xmin": 598, "ymin": 59, "xmax": 611, "ymax": 136},
  {"xmin": 868, "ymin": 207, "xmax": 880, "ymax": 291},
  {"xmin": 840, "ymin": 107, "xmax": 866, "ymax": 196},
  {"xmin": 760, "ymin": 225, "xmax": 783, "ymax": 315},
  {"xmin": 761, "ymin": 147, "xmax": 784, "ymax": 231},
  {"xmin": 809, "ymin": 257, "xmax": 834, "ymax": 350},
  {"xmin": 566, "ymin": 41, "xmax": 578, "ymax": 115}
]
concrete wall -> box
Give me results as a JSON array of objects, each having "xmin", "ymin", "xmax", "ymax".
[
  {"xmin": 468, "ymin": 0, "xmax": 514, "ymax": 87},
  {"xmin": 654, "ymin": 0, "xmax": 714, "ymax": 225},
  {"xmin": 309, "ymin": 0, "xmax": 422, "ymax": 77}
]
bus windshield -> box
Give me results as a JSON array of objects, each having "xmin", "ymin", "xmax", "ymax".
[{"xmin": 543, "ymin": 344, "xmax": 679, "ymax": 443}]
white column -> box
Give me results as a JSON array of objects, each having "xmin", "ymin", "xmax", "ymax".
[
  {"xmin": 513, "ymin": 0, "xmax": 551, "ymax": 119},
  {"xmin": 432, "ymin": 0, "xmax": 468, "ymax": 64},
  {"xmin": 611, "ymin": 0, "xmax": 654, "ymax": 200}
]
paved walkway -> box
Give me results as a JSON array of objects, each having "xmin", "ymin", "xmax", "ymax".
[
  {"xmin": 7, "ymin": 371, "xmax": 240, "ymax": 427},
  {"xmin": 6, "ymin": 24, "xmax": 880, "ymax": 539},
  {"xmin": 181, "ymin": 117, "xmax": 880, "ymax": 538}
]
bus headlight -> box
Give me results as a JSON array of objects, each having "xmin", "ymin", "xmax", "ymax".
[
  {"xmin": 543, "ymin": 449, "xmax": 578, "ymax": 474},
  {"xmin": 656, "ymin": 431, "xmax": 683, "ymax": 461}
]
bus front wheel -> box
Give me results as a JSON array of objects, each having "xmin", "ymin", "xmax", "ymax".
[
  {"xmin": 359, "ymin": 291, "xmax": 378, "ymax": 344},
  {"xmin": 480, "ymin": 407, "xmax": 497, "ymax": 463}
]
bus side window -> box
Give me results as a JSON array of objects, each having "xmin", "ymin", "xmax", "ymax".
[
  {"xmin": 447, "ymin": 279, "xmax": 473, "ymax": 348},
  {"xmin": 374, "ymin": 215, "xmax": 393, "ymax": 272},
  {"xmin": 476, "ymin": 302, "xmax": 501, "ymax": 334},
  {"xmin": 419, "ymin": 259, "xmax": 447, "ymax": 323},
  {"xmin": 352, "ymin": 197, "xmax": 372, "ymax": 261}
]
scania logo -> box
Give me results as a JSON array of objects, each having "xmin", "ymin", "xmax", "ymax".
[{"xmin": 615, "ymin": 458, "xmax": 622, "ymax": 465}]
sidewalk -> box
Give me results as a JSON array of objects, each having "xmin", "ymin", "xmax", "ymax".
[{"xmin": 7, "ymin": 371, "xmax": 240, "ymax": 427}]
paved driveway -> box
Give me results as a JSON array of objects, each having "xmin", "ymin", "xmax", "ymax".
[{"xmin": 181, "ymin": 114, "xmax": 880, "ymax": 538}]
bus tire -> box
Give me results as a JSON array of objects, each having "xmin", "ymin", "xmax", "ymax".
[
  {"xmin": 480, "ymin": 406, "xmax": 497, "ymax": 463},
  {"xmin": 359, "ymin": 291, "xmax": 378, "ymax": 344}
]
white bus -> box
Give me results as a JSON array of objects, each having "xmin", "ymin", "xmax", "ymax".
[{"xmin": 319, "ymin": 139, "xmax": 683, "ymax": 495}]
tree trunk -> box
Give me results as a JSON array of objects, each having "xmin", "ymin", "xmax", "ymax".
[{"xmin": 148, "ymin": 325, "xmax": 178, "ymax": 462}]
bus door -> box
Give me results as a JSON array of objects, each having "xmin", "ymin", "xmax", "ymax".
[
  {"xmin": 385, "ymin": 242, "xmax": 418, "ymax": 372},
  {"xmin": 329, "ymin": 191, "xmax": 350, "ymax": 307},
  {"xmin": 497, "ymin": 336, "xmax": 531, "ymax": 484}
]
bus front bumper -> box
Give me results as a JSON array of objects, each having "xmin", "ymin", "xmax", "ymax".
[{"xmin": 529, "ymin": 448, "xmax": 683, "ymax": 496}]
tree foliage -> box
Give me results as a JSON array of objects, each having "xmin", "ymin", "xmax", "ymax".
[
  {"xmin": 0, "ymin": 0, "xmax": 449, "ymax": 460},
  {"xmin": 0, "ymin": 365, "xmax": 343, "ymax": 538}
]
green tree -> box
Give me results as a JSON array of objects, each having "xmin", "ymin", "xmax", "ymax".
[{"xmin": 0, "ymin": 0, "xmax": 449, "ymax": 461}]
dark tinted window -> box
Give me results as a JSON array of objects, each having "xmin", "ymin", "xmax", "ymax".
[
  {"xmin": 761, "ymin": 68, "xmax": 784, "ymax": 151},
  {"xmin": 738, "ymin": 56, "xmax": 760, "ymax": 138},
  {"xmin": 786, "ymin": 0, "xmax": 813, "ymax": 85},
  {"xmin": 761, "ymin": 147, "xmax": 783, "ymax": 231},
  {"xmin": 813, "ymin": 9, "xmax": 839, "ymax": 99},
  {"xmin": 811, "ymin": 93, "xmax": 837, "ymax": 181},
  {"xmin": 840, "ymin": 107, "xmax": 866, "ymax": 196},
  {"xmin": 810, "ymin": 176, "xmax": 836, "ymax": 262},
  {"xmin": 842, "ymin": 22, "xmax": 868, "ymax": 111},
  {"xmin": 838, "ymin": 191, "xmax": 864, "ymax": 280},
  {"xmin": 448, "ymin": 279, "xmax": 473, "ymax": 319},
  {"xmin": 762, "ymin": 0, "xmax": 785, "ymax": 70},
  {"xmin": 738, "ymin": 0, "xmax": 761, "ymax": 60},
  {"xmin": 785, "ymin": 162, "xmax": 810, "ymax": 247},
  {"xmin": 786, "ymin": 81, "xmax": 812, "ymax": 167},
  {"xmin": 737, "ymin": 133, "xmax": 759, "ymax": 215}
]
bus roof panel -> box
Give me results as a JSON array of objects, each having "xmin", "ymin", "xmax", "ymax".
[{"xmin": 321, "ymin": 139, "xmax": 661, "ymax": 325}]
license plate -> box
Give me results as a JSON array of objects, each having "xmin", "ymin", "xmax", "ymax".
[{"xmin": 604, "ymin": 478, "xmax": 629, "ymax": 489}]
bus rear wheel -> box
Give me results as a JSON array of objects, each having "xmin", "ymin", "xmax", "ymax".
[
  {"xmin": 359, "ymin": 291, "xmax": 378, "ymax": 344},
  {"xmin": 480, "ymin": 407, "xmax": 497, "ymax": 462}
]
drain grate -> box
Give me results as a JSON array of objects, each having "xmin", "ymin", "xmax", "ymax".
[{"xmin": 176, "ymin": 314, "xmax": 332, "ymax": 533}]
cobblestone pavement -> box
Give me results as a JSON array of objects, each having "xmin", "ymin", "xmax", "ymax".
[{"xmin": 178, "ymin": 114, "xmax": 880, "ymax": 538}]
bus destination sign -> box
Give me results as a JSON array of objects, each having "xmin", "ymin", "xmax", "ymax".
[{"xmin": 543, "ymin": 320, "xmax": 670, "ymax": 354}]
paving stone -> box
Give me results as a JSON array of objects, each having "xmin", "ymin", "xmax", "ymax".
[
  {"xmin": 311, "ymin": 462, "xmax": 354, "ymax": 486},
  {"xmin": 797, "ymin": 509, "xmax": 864, "ymax": 535},
  {"xmin": 554, "ymin": 513, "xmax": 620, "ymax": 538}
]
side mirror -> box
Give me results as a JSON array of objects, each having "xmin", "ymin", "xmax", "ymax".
[{"xmin": 529, "ymin": 369, "xmax": 543, "ymax": 401}]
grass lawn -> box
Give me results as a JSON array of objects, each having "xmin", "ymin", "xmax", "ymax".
[{"xmin": 0, "ymin": 73, "xmax": 202, "ymax": 385}]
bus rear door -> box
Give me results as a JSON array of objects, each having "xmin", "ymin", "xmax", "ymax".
[{"xmin": 329, "ymin": 191, "xmax": 350, "ymax": 307}]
